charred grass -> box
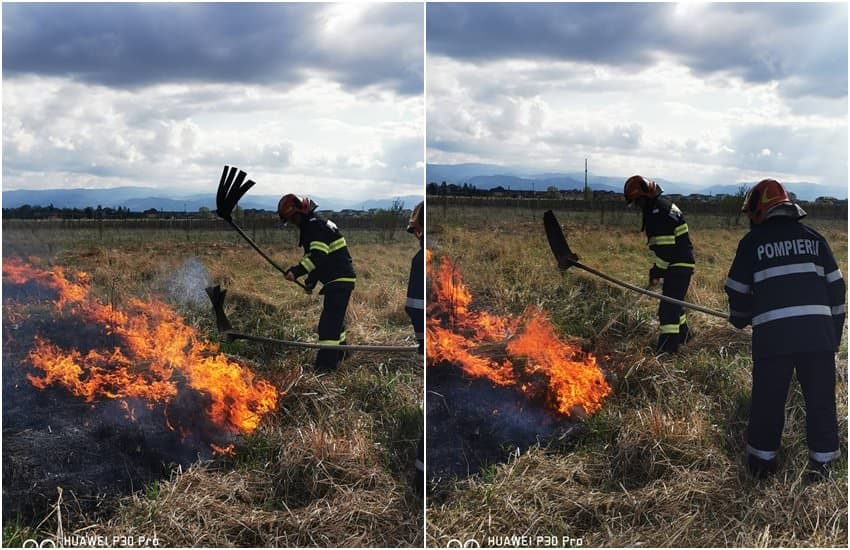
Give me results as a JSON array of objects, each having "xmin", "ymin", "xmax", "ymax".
[
  {"xmin": 2, "ymin": 226, "xmax": 423, "ymax": 547},
  {"xmin": 427, "ymin": 205, "xmax": 847, "ymax": 547}
]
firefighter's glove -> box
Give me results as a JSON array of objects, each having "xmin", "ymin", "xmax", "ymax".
[
  {"xmin": 303, "ymin": 279, "xmax": 316, "ymax": 294},
  {"xmin": 648, "ymin": 266, "xmax": 664, "ymax": 286},
  {"xmin": 284, "ymin": 268, "xmax": 297, "ymax": 282}
]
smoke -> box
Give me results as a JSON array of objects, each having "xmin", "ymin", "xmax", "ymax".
[{"xmin": 168, "ymin": 257, "xmax": 211, "ymax": 309}]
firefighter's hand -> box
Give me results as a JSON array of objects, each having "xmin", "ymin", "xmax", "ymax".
[
  {"xmin": 303, "ymin": 279, "xmax": 316, "ymax": 294},
  {"xmin": 648, "ymin": 266, "xmax": 664, "ymax": 286},
  {"xmin": 284, "ymin": 269, "xmax": 296, "ymax": 282}
]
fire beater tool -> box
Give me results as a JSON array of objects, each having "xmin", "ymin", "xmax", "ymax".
[
  {"xmin": 215, "ymin": 165, "xmax": 309, "ymax": 292},
  {"xmin": 543, "ymin": 210, "xmax": 728, "ymax": 319},
  {"xmin": 205, "ymin": 285, "xmax": 418, "ymax": 352}
]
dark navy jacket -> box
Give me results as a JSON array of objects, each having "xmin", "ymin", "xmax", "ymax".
[
  {"xmin": 725, "ymin": 218, "xmax": 845, "ymax": 359},
  {"xmin": 289, "ymin": 214, "xmax": 356, "ymax": 291},
  {"xmin": 643, "ymin": 197, "xmax": 695, "ymax": 273}
]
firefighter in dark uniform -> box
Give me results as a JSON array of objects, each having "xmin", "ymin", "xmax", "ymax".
[
  {"xmin": 406, "ymin": 201, "xmax": 425, "ymax": 493},
  {"xmin": 278, "ymin": 193, "xmax": 356, "ymax": 372},
  {"xmin": 624, "ymin": 175, "xmax": 695, "ymax": 353},
  {"xmin": 725, "ymin": 178, "xmax": 845, "ymax": 479},
  {"xmin": 406, "ymin": 201, "xmax": 425, "ymax": 354}
]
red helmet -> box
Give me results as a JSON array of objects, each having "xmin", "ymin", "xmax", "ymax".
[
  {"xmin": 277, "ymin": 193, "xmax": 314, "ymax": 222},
  {"xmin": 623, "ymin": 175, "xmax": 663, "ymax": 205},
  {"xmin": 742, "ymin": 179, "xmax": 792, "ymax": 224}
]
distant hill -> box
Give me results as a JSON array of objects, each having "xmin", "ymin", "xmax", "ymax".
[
  {"xmin": 696, "ymin": 182, "xmax": 847, "ymax": 202},
  {"xmin": 2, "ymin": 187, "xmax": 423, "ymax": 212},
  {"xmin": 467, "ymin": 175, "xmax": 533, "ymax": 190},
  {"xmin": 2, "ymin": 187, "xmax": 162, "ymax": 209},
  {"xmin": 427, "ymin": 163, "xmax": 847, "ymax": 201}
]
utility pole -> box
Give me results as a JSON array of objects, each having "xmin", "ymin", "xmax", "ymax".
[{"xmin": 584, "ymin": 158, "xmax": 592, "ymax": 201}]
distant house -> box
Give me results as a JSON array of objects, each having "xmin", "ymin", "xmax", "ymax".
[{"xmin": 814, "ymin": 196, "xmax": 840, "ymax": 205}]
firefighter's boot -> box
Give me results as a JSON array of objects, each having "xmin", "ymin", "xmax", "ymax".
[
  {"xmin": 747, "ymin": 454, "xmax": 778, "ymax": 479},
  {"xmin": 656, "ymin": 333, "xmax": 680, "ymax": 354},
  {"xmin": 806, "ymin": 459, "xmax": 833, "ymax": 484},
  {"xmin": 679, "ymin": 322, "xmax": 691, "ymax": 345}
]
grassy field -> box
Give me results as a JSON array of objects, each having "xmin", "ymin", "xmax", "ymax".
[
  {"xmin": 2, "ymin": 222, "xmax": 424, "ymax": 547},
  {"xmin": 426, "ymin": 204, "xmax": 847, "ymax": 547}
]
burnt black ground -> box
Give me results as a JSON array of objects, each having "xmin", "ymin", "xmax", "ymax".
[
  {"xmin": 2, "ymin": 282, "xmax": 234, "ymax": 522},
  {"xmin": 426, "ymin": 363, "xmax": 580, "ymax": 494}
]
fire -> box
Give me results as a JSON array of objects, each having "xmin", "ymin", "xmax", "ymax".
[
  {"xmin": 427, "ymin": 252, "xmax": 611, "ymax": 416},
  {"xmin": 3, "ymin": 258, "xmax": 278, "ymax": 440}
]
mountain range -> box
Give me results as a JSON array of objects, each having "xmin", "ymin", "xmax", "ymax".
[
  {"xmin": 1, "ymin": 187, "xmax": 423, "ymax": 212},
  {"xmin": 427, "ymin": 163, "xmax": 847, "ymax": 201}
]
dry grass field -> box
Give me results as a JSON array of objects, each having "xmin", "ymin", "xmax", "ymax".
[
  {"xmin": 426, "ymin": 203, "xmax": 847, "ymax": 547},
  {"xmin": 2, "ymin": 220, "xmax": 424, "ymax": 547}
]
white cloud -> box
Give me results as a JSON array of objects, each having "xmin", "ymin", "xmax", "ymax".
[
  {"xmin": 427, "ymin": 53, "xmax": 847, "ymax": 187},
  {"xmin": 3, "ymin": 74, "xmax": 423, "ymax": 200}
]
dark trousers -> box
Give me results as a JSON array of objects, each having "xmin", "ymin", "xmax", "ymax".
[
  {"xmin": 657, "ymin": 267, "xmax": 692, "ymax": 352},
  {"xmin": 748, "ymin": 352, "xmax": 839, "ymax": 459},
  {"xmin": 315, "ymin": 287, "xmax": 352, "ymax": 371}
]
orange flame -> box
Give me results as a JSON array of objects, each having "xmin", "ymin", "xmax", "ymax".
[
  {"xmin": 210, "ymin": 443, "xmax": 237, "ymax": 457},
  {"xmin": 3, "ymin": 258, "xmax": 278, "ymax": 437},
  {"xmin": 427, "ymin": 252, "xmax": 611, "ymax": 416}
]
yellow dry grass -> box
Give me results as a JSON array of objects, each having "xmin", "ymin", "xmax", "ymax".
[
  {"xmin": 2, "ymin": 225, "xmax": 424, "ymax": 548},
  {"xmin": 427, "ymin": 205, "xmax": 847, "ymax": 548}
]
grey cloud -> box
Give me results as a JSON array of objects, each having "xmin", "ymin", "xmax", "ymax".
[
  {"xmin": 543, "ymin": 123, "xmax": 643, "ymax": 150},
  {"xmin": 725, "ymin": 124, "xmax": 847, "ymax": 182},
  {"xmin": 3, "ymin": 3, "xmax": 423, "ymax": 95},
  {"xmin": 427, "ymin": 3, "xmax": 847, "ymax": 99}
]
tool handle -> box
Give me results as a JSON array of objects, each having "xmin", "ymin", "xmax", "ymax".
[
  {"xmin": 225, "ymin": 219, "xmax": 309, "ymax": 291},
  {"xmin": 569, "ymin": 260, "xmax": 728, "ymax": 319},
  {"xmin": 223, "ymin": 331, "xmax": 419, "ymax": 352}
]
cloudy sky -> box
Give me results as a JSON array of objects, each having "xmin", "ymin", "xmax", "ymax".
[
  {"xmin": 3, "ymin": 3, "xmax": 424, "ymax": 200},
  {"xmin": 427, "ymin": 3, "xmax": 848, "ymax": 193}
]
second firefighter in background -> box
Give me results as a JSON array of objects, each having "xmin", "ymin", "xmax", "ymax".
[
  {"xmin": 278, "ymin": 193, "xmax": 356, "ymax": 372},
  {"xmin": 624, "ymin": 175, "xmax": 695, "ymax": 353},
  {"xmin": 406, "ymin": 201, "xmax": 425, "ymax": 490},
  {"xmin": 406, "ymin": 201, "xmax": 425, "ymax": 354}
]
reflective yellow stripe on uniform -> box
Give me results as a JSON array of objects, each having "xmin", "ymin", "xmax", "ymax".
[
  {"xmin": 300, "ymin": 256, "xmax": 316, "ymax": 272},
  {"xmin": 330, "ymin": 277, "xmax": 356, "ymax": 284},
  {"xmin": 649, "ymin": 235, "xmax": 676, "ymax": 246},
  {"xmin": 674, "ymin": 223, "xmax": 689, "ymax": 237},
  {"xmin": 328, "ymin": 237, "xmax": 347, "ymax": 252},
  {"xmin": 309, "ymin": 241, "xmax": 330, "ymax": 254},
  {"xmin": 670, "ymin": 262, "xmax": 695, "ymax": 269},
  {"xmin": 679, "ymin": 313, "xmax": 687, "ymax": 325},
  {"xmin": 655, "ymin": 257, "xmax": 669, "ymax": 269},
  {"xmin": 660, "ymin": 324, "xmax": 680, "ymax": 334},
  {"xmin": 318, "ymin": 338, "xmax": 342, "ymax": 345}
]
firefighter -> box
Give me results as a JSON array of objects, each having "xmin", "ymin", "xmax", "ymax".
[
  {"xmin": 406, "ymin": 201, "xmax": 425, "ymax": 493},
  {"xmin": 725, "ymin": 179, "xmax": 845, "ymax": 480},
  {"xmin": 278, "ymin": 193, "xmax": 356, "ymax": 372},
  {"xmin": 406, "ymin": 201, "xmax": 425, "ymax": 354},
  {"xmin": 624, "ymin": 175, "xmax": 695, "ymax": 353}
]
